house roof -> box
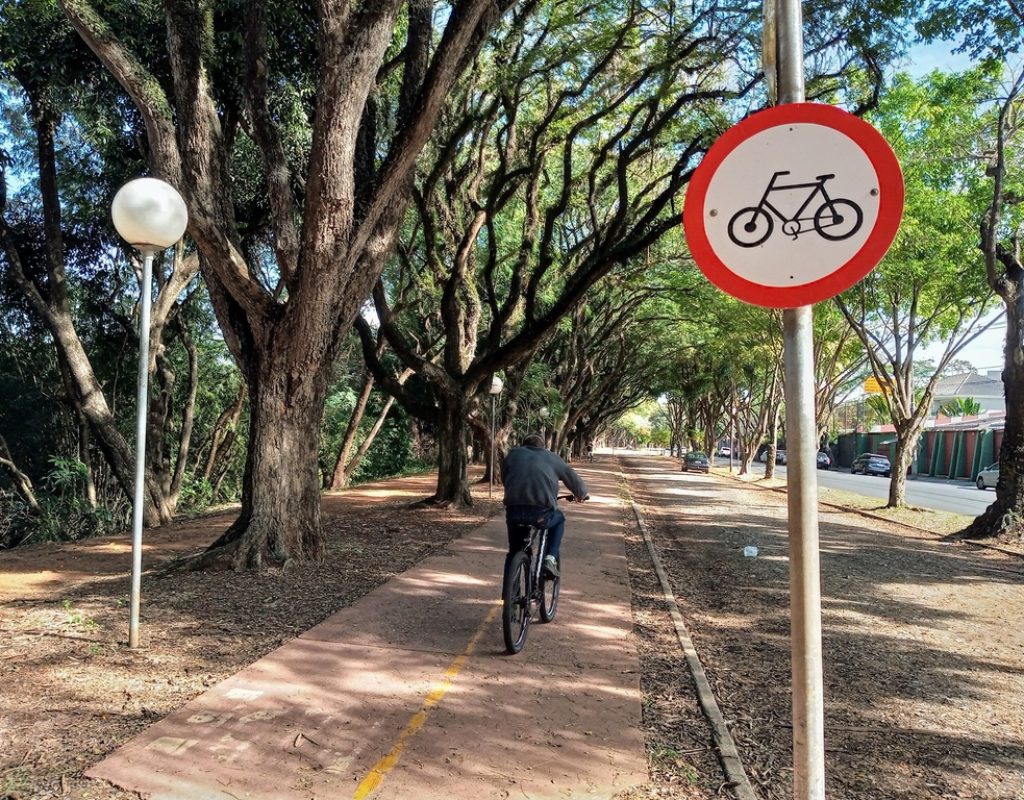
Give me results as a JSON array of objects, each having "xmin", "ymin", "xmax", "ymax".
[{"xmin": 932, "ymin": 371, "xmax": 1003, "ymax": 399}]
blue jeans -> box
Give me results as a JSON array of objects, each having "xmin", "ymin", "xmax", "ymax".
[{"xmin": 505, "ymin": 506, "xmax": 565, "ymax": 560}]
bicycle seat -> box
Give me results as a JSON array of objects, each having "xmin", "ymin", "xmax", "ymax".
[{"xmin": 815, "ymin": 173, "xmax": 835, "ymax": 181}]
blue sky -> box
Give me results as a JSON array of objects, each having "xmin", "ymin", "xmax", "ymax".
[{"xmin": 904, "ymin": 39, "xmax": 974, "ymax": 77}]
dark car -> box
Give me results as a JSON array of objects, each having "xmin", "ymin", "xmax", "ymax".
[
  {"xmin": 682, "ymin": 451, "xmax": 710, "ymax": 473},
  {"xmin": 816, "ymin": 451, "xmax": 831, "ymax": 470},
  {"xmin": 851, "ymin": 452, "xmax": 891, "ymax": 477}
]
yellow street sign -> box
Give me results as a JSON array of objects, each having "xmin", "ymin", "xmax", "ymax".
[{"xmin": 863, "ymin": 376, "xmax": 883, "ymax": 394}]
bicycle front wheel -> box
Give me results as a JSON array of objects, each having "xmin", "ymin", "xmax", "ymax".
[
  {"xmin": 727, "ymin": 206, "xmax": 773, "ymax": 248},
  {"xmin": 539, "ymin": 555, "xmax": 560, "ymax": 623},
  {"xmin": 813, "ymin": 199, "xmax": 863, "ymax": 241},
  {"xmin": 502, "ymin": 551, "xmax": 531, "ymax": 654}
]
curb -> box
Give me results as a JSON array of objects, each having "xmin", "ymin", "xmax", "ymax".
[{"xmin": 620, "ymin": 469, "xmax": 759, "ymax": 800}]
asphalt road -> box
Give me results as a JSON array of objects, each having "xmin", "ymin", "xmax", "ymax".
[{"xmin": 737, "ymin": 458, "xmax": 995, "ymax": 516}]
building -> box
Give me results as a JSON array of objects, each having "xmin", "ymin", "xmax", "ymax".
[{"xmin": 929, "ymin": 370, "xmax": 1005, "ymax": 415}]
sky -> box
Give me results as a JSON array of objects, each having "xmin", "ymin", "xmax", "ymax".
[{"xmin": 925, "ymin": 309, "xmax": 1007, "ymax": 374}]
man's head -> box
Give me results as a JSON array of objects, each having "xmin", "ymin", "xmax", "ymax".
[{"xmin": 522, "ymin": 432, "xmax": 546, "ymax": 448}]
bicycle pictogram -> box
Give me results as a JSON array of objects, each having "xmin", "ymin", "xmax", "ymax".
[{"xmin": 727, "ymin": 171, "xmax": 864, "ymax": 248}]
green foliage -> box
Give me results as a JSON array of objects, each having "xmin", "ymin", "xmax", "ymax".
[
  {"xmin": 0, "ymin": 458, "xmax": 119, "ymax": 549},
  {"xmin": 176, "ymin": 473, "xmax": 215, "ymax": 513},
  {"xmin": 917, "ymin": 0, "xmax": 1024, "ymax": 63},
  {"xmin": 939, "ymin": 396, "xmax": 982, "ymax": 416},
  {"xmin": 349, "ymin": 407, "xmax": 414, "ymax": 485}
]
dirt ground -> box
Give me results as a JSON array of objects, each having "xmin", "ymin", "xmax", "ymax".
[
  {"xmin": 621, "ymin": 453, "xmax": 1024, "ymax": 800},
  {"xmin": 0, "ymin": 473, "xmax": 502, "ymax": 800},
  {"xmin": 2, "ymin": 459, "xmax": 1023, "ymax": 800}
]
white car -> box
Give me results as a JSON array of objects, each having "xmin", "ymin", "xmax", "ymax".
[{"xmin": 977, "ymin": 463, "xmax": 999, "ymax": 490}]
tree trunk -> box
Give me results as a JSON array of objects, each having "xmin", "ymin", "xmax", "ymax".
[
  {"xmin": 0, "ymin": 434, "xmax": 41, "ymax": 514},
  {"xmin": 429, "ymin": 394, "xmax": 473, "ymax": 507},
  {"xmin": 76, "ymin": 409, "xmax": 98, "ymax": 509},
  {"xmin": 336, "ymin": 395, "xmax": 398, "ymax": 490},
  {"xmin": 215, "ymin": 354, "xmax": 331, "ymax": 568},
  {"xmin": 169, "ymin": 318, "xmax": 199, "ymax": 507},
  {"xmin": 235, "ymin": 358, "xmax": 327, "ymax": 565},
  {"xmin": 765, "ymin": 405, "xmax": 780, "ymax": 479},
  {"xmin": 201, "ymin": 382, "xmax": 247, "ymax": 482},
  {"xmin": 328, "ymin": 374, "xmax": 375, "ymax": 490},
  {"xmin": 887, "ymin": 425, "xmax": 919, "ymax": 508},
  {"xmin": 960, "ymin": 291, "xmax": 1024, "ymax": 539}
]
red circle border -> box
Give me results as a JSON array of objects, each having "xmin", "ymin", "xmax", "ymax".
[{"xmin": 683, "ymin": 103, "xmax": 904, "ymax": 308}]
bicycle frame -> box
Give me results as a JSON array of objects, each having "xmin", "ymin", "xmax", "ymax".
[
  {"xmin": 522, "ymin": 526, "xmax": 549, "ymax": 603},
  {"xmin": 756, "ymin": 171, "xmax": 833, "ymax": 226}
]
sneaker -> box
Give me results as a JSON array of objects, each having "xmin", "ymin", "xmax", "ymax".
[{"xmin": 542, "ymin": 554, "xmax": 560, "ymax": 578}]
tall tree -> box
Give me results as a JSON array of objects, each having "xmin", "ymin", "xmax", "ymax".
[
  {"xmin": 959, "ymin": 69, "xmax": 1024, "ymax": 540},
  {"xmin": 0, "ymin": 0, "xmax": 199, "ymax": 525},
  {"xmin": 58, "ymin": 0, "xmax": 518, "ymax": 565},
  {"xmin": 836, "ymin": 69, "xmax": 1000, "ymax": 508}
]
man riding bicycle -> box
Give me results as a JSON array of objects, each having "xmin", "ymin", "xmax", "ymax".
[{"xmin": 501, "ymin": 433, "xmax": 588, "ymax": 578}]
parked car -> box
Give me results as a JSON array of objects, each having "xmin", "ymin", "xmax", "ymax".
[
  {"xmin": 682, "ymin": 451, "xmax": 710, "ymax": 473},
  {"xmin": 775, "ymin": 450, "xmax": 787, "ymax": 465},
  {"xmin": 851, "ymin": 452, "xmax": 891, "ymax": 477},
  {"xmin": 976, "ymin": 463, "xmax": 999, "ymax": 490},
  {"xmin": 717, "ymin": 446, "xmax": 732, "ymax": 457},
  {"xmin": 816, "ymin": 451, "xmax": 831, "ymax": 470}
]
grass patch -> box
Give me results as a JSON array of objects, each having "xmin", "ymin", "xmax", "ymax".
[
  {"xmin": 815, "ymin": 486, "xmax": 972, "ymax": 535},
  {"xmin": 713, "ymin": 468, "xmax": 972, "ymax": 535}
]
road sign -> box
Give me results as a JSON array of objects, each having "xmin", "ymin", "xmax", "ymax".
[
  {"xmin": 863, "ymin": 376, "xmax": 883, "ymax": 394},
  {"xmin": 684, "ymin": 103, "xmax": 904, "ymax": 308}
]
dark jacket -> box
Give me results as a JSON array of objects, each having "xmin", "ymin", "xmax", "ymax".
[{"xmin": 501, "ymin": 445, "xmax": 588, "ymax": 510}]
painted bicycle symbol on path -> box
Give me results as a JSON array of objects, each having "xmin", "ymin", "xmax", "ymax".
[{"xmin": 727, "ymin": 170, "xmax": 864, "ymax": 248}]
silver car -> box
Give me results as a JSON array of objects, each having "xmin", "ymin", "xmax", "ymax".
[{"xmin": 977, "ymin": 463, "xmax": 999, "ymax": 490}]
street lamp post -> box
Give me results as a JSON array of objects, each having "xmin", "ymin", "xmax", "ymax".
[
  {"xmin": 538, "ymin": 406, "xmax": 550, "ymax": 448},
  {"xmin": 488, "ymin": 376, "xmax": 504, "ymax": 499},
  {"xmin": 111, "ymin": 177, "xmax": 188, "ymax": 649}
]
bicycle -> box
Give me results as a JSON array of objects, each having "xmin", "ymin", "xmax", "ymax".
[
  {"xmin": 727, "ymin": 170, "xmax": 863, "ymax": 248},
  {"xmin": 501, "ymin": 495, "xmax": 583, "ymax": 654}
]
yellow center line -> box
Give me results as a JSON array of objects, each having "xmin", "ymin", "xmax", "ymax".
[{"xmin": 353, "ymin": 602, "xmax": 502, "ymax": 800}]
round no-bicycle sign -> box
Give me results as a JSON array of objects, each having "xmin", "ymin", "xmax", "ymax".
[{"xmin": 683, "ymin": 103, "xmax": 904, "ymax": 308}]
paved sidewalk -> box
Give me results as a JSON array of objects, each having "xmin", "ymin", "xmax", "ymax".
[{"xmin": 87, "ymin": 468, "xmax": 646, "ymax": 799}]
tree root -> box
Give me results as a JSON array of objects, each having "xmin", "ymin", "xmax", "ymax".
[
  {"xmin": 408, "ymin": 493, "xmax": 474, "ymax": 509},
  {"xmin": 156, "ymin": 540, "xmax": 240, "ymax": 574},
  {"xmin": 947, "ymin": 500, "xmax": 1023, "ymax": 542}
]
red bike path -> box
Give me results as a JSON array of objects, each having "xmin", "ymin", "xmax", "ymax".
[{"xmin": 87, "ymin": 467, "xmax": 648, "ymax": 799}]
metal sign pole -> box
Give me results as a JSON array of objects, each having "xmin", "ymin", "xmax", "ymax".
[{"xmin": 776, "ymin": 1, "xmax": 825, "ymax": 798}]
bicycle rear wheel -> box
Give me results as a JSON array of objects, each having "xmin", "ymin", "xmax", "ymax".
[
  {"xmin": 539, "ymin": 555, "xmax": 560, "ymax": 623},
  {"xmin": 502, "ymin": 551, "xmax": 531, "ymax": 654},
  {"xmin": 727, "ymin": 206, "xmax": 773, "ymax": 247}
]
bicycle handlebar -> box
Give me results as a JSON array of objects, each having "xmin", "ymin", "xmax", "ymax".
[{"xmin": 560, "ymin": 494, "xmax": 590, "ymax": 502}]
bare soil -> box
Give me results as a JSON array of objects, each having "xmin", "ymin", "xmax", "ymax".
[
  {"xmin": 622, "ymin": 454, "xmax": 1024, "ymax": 800},
  {"xmin": 3, "ymin": 459, "xmax": 1023, "ymax": 800}
]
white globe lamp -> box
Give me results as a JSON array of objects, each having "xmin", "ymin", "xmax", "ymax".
[
  {"xmin": 111, "ymin": 177, "xmax": 187, "ymax": 649},
  {"xmin": 112, "ymin": 177, "xmax": 188, "ymax": 252}
]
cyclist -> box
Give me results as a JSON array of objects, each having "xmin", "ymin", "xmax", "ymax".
[{"xmin": 501, "ymin": 432, "xmax": 588, "ymax": 578}]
